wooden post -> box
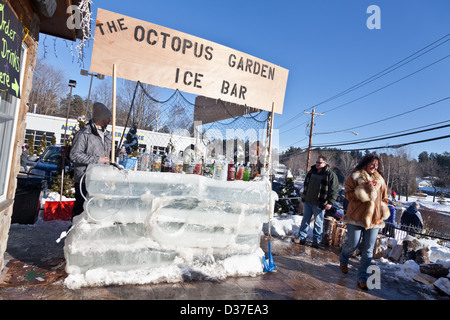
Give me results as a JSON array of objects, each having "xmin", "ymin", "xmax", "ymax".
[
  {"xmin": 263, "ymin": 103, "xmax": 275, "ymax": 238},
  {"xmin": 266, "ymin": 103, "xmax": 275, "ymax": 178},
  {"xmin": 321, "ymin": 216, "xmax": 336, "ymax": 246},
  {"xmin": 60, "ymin": 85, "xmax": 74, "ymax": 201},
  {"xmin": 111, "ymin": 64, "xmax": 117, "ymax": 162},
  {"xmin": 304, "ymin": 108, "xmax": 324, "ymax": 173}
]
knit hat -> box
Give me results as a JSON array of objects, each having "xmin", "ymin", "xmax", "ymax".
[{"xmin": 93, "ymin": 102, "xmax": 112, "ymax": 121}]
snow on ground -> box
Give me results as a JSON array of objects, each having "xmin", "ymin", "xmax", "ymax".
[
  {"xmin": 8, "ymin": 191, "xmax": 450, "ymax": 290},
  {"xmin": 41, "ymin": 193, "xmax": 269, "ymax": 289},
  {"xmin": 266, "ymin": 206, "xmax": 450, "ymax": 295},
  {"xmin": 399, "ymin": 193, "xmax": 450, "ymax": 215}
]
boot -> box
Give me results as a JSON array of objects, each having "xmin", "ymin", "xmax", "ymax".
[{"xmin": 358, "ymin": 281, "xmax": 368, "ymax": 290}]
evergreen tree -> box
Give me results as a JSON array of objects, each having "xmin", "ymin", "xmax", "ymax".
[
  {"xmin": 37, "ymin": 133, "xmax": 47, "ymax": 156},
  {"xmin": 50, "ymin": 135, "xmax": 56, "ymax": 146},
  {"xmin": 27, "ymin": 134, "xmax": 35, "ymax": 155}
]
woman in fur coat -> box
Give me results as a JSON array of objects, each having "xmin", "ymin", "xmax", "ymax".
[{"xmin": 339, "ymin": 154, "xmax": 390, "ymax": 290}]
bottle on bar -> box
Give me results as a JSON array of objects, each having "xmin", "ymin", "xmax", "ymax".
[
  {"xmin": 236, "ymin": 162, "xmax": 244, "ymax": 180},
  {"xmin": 243, "ymin": 162, "xmax": 251, "ymax": 181},
  {"xmin": 227, "ymin": 159, "xmax": 235, "ymax": 181},
  {"xmin": 153, "ymin": 150, "xmax": 162, "ymax": 172},
  {"xmin": 118, "ymin": 146, "xmax": 127, "ymax": 166}
]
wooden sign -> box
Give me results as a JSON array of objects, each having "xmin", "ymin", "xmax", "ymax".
[
  {"xmin": 0, "ymin": 3, "xmax": 23, "ymax": 98},
  {"xmin": 90, "ymin": 9, "xmax": 288, "ymax": 114}
]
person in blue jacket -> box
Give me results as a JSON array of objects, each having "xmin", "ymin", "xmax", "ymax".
[
  {"xmin": 383, "ymin": 203, "xmax": 396, "ymax": 237},
  {"xmin": 400, "ymin": 202, "xmax": 424, "ymax": 234}
]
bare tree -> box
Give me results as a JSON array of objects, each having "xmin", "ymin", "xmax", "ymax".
[
  {"xmin": 339, "ymin": 152, "xmax": 356, "ymax": 181},
  {"xmin": 121, "ymin": 81, "xmax": 161, "ymax": 130},
  {"xmin": 29, "ymin": 58, "xmax": 68, "ymax": 115},
  {"xmin": 393, "ymin": 149, "xmax": 419, "ymax": 201},
  {"xmin": 420, "ymin": 158, "xmax": 445, "ymax": 202}
]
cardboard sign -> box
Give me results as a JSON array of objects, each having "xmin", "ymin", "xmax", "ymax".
[
  {"xmin": 90, "ymin": 9, "xmax": 288, "ymax": 114},
  {"xmin": 0, "ymin": 3, "xmax": 23, "ymax": 98}
]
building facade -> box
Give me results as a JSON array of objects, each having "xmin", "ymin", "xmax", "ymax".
[
  {"xmin": 24, "ymin": 112, "xmax": 196, "ymax": 156},
  {"xmin": 0, "ymin": 0, "xmax": 88, "ymax": 271}
]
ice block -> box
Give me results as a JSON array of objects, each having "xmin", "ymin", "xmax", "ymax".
[{"xmin": 64, "ymin": 164, "xmax": 276, "ymax": 286}]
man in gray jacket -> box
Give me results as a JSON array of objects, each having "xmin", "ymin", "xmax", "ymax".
[{"xmin": 70, "ymin": 102, "xmax": 112, "ymax": 220}]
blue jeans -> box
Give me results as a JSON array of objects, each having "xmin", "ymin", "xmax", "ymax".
[
  {"xmin": 339, "ymin": 224, "xmax": 379, "ymax": 282},
  {"xmin": 297, "ymin": 202, "xmax": 325, "ymax": 243}
]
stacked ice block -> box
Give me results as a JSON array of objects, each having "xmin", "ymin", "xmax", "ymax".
[{"xmin": 64, "ymin": 164, "xmax": 276, "ymax": 279}]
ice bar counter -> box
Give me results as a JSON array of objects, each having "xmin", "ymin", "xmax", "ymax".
[{"xmin": 64, "ymin": 164, "xmax": 277, "ymax": 279}]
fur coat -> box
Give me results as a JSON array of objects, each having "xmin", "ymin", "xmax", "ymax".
[{"xmin": 343, "ymin": 169, "xmax": 390, "ymax": 229}]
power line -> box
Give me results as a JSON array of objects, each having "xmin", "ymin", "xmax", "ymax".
[
  {"xmin": 321, "ymin": 96, "xmax": 450, "ymax": 133},
  {"xmin": 278, "ymin": 53, "xmax": 449, "ymax": 134},
  {"xmin": 311, "ymin": 34, "xmax": 450, "ymax": 110},
  {"xmin": 311, "ymin": 119, "xmax": 450, "ymax": 144},
  {"xmin": 337, "ymin": 135, "xmax": 450, "ymax": 152},
  {"xmin": 280, "ymin": 95, "xmax": 450, "ymax": 137},
  {"xmin": 312, "ymin": 122, "xmax": 450, "ymax": 148},
  {"xmin": 320, "ymin": 54, "xmax": 450, "ymax": 114},
  {"xmin": 281, "ymin": 119, "xmax": 450, "ymax": 150},
  {"xmin": 276, "ymin": 34, "xmax": 450, "ymax": 130},
  {"xmin": 280, "ymin": 120, "xmax": 308, "ymax": 133}
]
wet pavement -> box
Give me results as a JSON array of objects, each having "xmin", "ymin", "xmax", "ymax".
[{"xmin": 1, "ymin": 220, "xmax": 448, "ymax": 302}]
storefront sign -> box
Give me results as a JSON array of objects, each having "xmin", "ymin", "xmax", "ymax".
[
  {"xmin": 90, "ymin": 9, "xmax": 288, "ymax": 114},
  {"xmin": 0, "ymin": 3, "xmax": 23, "ymax": 98}
]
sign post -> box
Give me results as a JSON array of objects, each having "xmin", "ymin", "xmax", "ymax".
[{"xmin": 111, "ymin": 64, "xmax": 117, "ymax": 162}]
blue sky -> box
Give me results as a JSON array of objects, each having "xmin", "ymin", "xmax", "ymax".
[{"xmin": 39, "ymin": 0, "xmax": 450, "ymax": 159}]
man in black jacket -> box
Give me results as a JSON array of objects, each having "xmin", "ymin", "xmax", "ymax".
[{"xmin": 294, "ymin": 156, "xmax": 339, "ymax": 248}]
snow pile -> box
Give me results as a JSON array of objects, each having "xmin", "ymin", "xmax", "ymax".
[
  {"xmin": 418, "ymin": 238, "xmax": 450, "ymax": 262},
  {"xmin": 263, "ymin": 215, "xmax": 302, "ymax": 238},
  {"xmin": 398, "ymin": 194, "xmax": 450, "ymax": 215},
  {"xmin": 267, "ymin": 213, "xmax": 450, "ymax": 296},
  {"xmin": 64, "ymin": 248, "xmax": 265, "ymax": 289}
]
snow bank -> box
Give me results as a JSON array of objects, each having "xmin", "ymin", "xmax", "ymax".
[
  {"xmin": 65, "ymin": 248, "xmax": 265, "ymax": 290},
  {"xmin": 263, "ymin": 215, "xmax": 302, "ymax": 238}
]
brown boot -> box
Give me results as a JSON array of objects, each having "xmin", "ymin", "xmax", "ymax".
[
  {"xmin": 340, "ymin": 263, "xmax": 348, "ymax": 274},
  {"xmin": 358, "ymin": 281, "xmax": 368, "ymax": 290}
]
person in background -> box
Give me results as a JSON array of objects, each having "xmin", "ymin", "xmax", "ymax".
[
  {"xmin": 294, "ymin": 155, "xmax": 339, "ymax": 248},
  {"xmin": 339, "ymin": 154, "xmax": 390, "ymax": 290},
  {"xmin": 20, "ymin": 144, "xmax": 29, "ymax": 172},
  {"xmin": 391, "ymin": 190, "xmax": 397, "ymax": 202},
  {"xmin": 383, "ymin": 203, "xmax": 396, "ymax": 237},
  {"xmin": 70, "ymin": 102, "xmax": 112, "ymax": 221},
  {"xmin": 400, "ymin": 202, "xmax": 424, "ymax": 234}
]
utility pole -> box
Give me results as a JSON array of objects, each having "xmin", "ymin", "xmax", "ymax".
[{"xmin": 304, "ymin": 108, "xmax": 324, "ymax": 173}]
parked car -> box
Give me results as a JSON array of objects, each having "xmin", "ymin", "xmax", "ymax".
[{"xmin": 27, "ymin": 145, "xmax": 71, "ymax": 185}]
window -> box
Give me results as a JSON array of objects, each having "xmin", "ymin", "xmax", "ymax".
[
  {"xmin": 0, "ymin": 43, "xmax": 27, "ymax": 201},
  {"xmin": 25, "ymin": 129, "xmax": 55, "ymax": 150}
]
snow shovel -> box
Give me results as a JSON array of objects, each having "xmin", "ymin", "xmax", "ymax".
[{"xmin": 262, "ymin": 237, "xmax": 276, "ymax": 272}]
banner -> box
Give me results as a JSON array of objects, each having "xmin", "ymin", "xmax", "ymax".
[
  {"xmin": 90, "ymin": 9, "xmax": 288, "ymax": 114},
  {"xmin": 0, "ymin": 3, "xmax": 23, "ymax": 98}
]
